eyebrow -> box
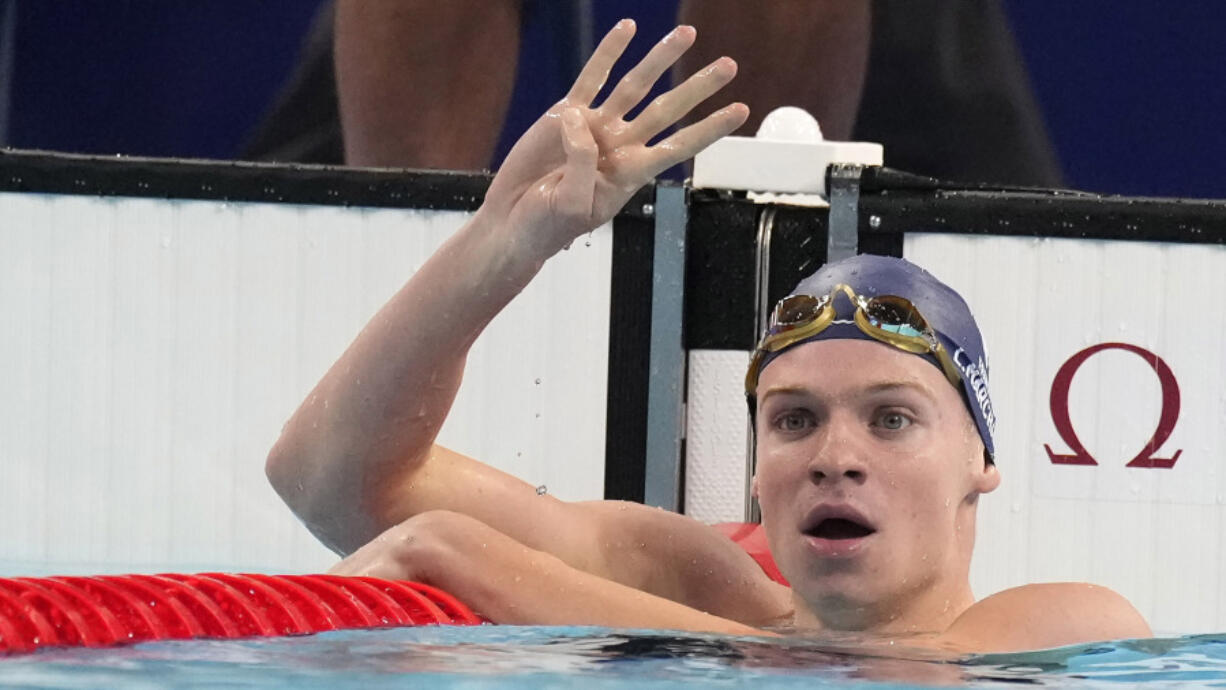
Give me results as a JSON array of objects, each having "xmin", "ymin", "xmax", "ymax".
[
  {"xmin": 862, "ymin": 380, "xmax": 939, "ymax": 406},
  {"xmin": 758, "ymin": 380, "xmax": 939, "ymax": 407},
  {"xmin": 757, "ymin": 386, "xmax": 809, "ymax": 407}
]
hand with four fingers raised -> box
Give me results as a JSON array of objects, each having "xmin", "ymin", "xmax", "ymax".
[{"xmin": 481, "ymin": 20, "xmax": 748, "ymax": 259}]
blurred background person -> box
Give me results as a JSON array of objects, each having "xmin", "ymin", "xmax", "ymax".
[
  {"xmin": 245, "ymin": 0, "xmax": 1062, "ymax": 187},
  {"xmin": 2, "ymin": 2, "xmax": 1222, "ymax": 197}
]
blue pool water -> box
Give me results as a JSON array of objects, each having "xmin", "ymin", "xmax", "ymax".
[{"xmin": 1, "ymin": 626, "xmax": 1224, "ymax": 688}]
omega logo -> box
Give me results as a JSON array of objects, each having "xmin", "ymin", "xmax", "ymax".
[{"xmin": 1044, "ymin": 342, "xmax": 1182, "ymax": 468}]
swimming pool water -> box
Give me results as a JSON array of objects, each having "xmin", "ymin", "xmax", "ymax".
[{"xmin": 0, "ymin": 626, "xmax": 1223, "ymax": 688}]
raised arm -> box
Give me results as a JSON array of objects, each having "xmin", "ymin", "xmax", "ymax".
[{"xmin": 266, "ymin": 22, "xmax": 748, "ymax": 558}]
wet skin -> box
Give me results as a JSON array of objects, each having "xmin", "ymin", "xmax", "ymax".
[{"xmin": 753, "ymin": 338, "xmax": 1000, "ymax": 634}]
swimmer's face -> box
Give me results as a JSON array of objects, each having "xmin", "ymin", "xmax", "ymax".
[{"xmin": 752, "ymin": 339, "xmax": 999, "ymax": 628}]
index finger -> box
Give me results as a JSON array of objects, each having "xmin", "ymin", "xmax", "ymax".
[{"xmin": 566, "ymin": 19, "xmax": 637, "ymax": 106}]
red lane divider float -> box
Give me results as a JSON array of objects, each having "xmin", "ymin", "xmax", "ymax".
[{"xmin": 0, "ymin": 574, "xmax": 483, "ymax": 655}]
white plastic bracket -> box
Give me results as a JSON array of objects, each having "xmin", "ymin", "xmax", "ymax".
[{"xmin": 691, "ymin": 107, "xmax": 883, "ymax": 207}]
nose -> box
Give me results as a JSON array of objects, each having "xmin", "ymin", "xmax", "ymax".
[{"xmin": 806, "ymin": 416, "xmax": 869, "ymax": 486}]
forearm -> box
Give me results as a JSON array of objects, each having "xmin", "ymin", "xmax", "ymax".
[
  {"xmin": 267, "ymin": 208, "xmax": 551, "ymax": 552},
  {"xmin": 335, "ymin": 0, "xmax": 521, "ymax": 169},
  {"xmin": 453, "ymin": 539, "xmax": 765, "ymax": 634},
  {"xmin": 344, "ymin": 511, "xmax": 769, "ymax": 635}
]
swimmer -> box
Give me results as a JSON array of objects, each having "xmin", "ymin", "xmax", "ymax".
[{"xmin": 266, "ymin": 21, "xmax": 1150, "ymax": 652}]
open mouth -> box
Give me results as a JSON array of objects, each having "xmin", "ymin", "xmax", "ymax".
[{"xmin": 807, "ymin": 518, "xmax": 876, "ymax": 540}]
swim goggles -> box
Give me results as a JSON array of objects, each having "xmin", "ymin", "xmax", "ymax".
[{"xmin": 744, "ymin": 284, "xmax": 963, "ymax": 395}]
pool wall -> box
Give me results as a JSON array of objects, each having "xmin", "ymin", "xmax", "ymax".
[
  {"xmin": 0, "ymin": 150, "xmax": 1223, "ymax": 633},
  {"xmin": 0, "ymin": 153, "xmax": 612, "ymax": 577}
]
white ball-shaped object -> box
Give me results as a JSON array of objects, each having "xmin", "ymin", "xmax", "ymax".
[{"xmin": 755, "ymin": 106, "xmax": 823, "ymax": 143}]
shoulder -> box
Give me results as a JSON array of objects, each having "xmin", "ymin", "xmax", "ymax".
[
  {"xmin": 579, "ymin": 502, "xmax": 793, "ymax": 626},
  {"xmin": 939, "ymin": 582, "xmax": 1151, "ymax": 653}
]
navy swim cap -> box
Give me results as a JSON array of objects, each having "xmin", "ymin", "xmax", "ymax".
[{"xmin": 753, "ymin": 254, "xmax": 997, "ymax": 460}]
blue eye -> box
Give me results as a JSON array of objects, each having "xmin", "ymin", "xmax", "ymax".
[
  {"xmin": 773, "ymin": 410, "xmax": 815, "ymax": 433},
  {"xmin": 876, "ymin": 412, "xmax": 911, "ymax": 431}
]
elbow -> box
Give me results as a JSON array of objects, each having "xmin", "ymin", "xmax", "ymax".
[
  {"xmin": 265, "ymin": 436, "xmax": 304, "ymax": 509},
  {"xmin": 264, "ymin": 434, "xmax": 334, "ymax": 536},
  {"xmin": 264, "ymin": 433, "xmax": 381, "ymax": 556}
]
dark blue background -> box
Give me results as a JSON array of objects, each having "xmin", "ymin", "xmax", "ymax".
[{"xmin": 4, "ymin": 2, "xmax": 1223, "ymax": 198}]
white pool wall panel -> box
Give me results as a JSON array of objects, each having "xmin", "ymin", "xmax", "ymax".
[
  {"xmin": 684, "ymin": 350, "xmax": 751, "ymax": 523},
  {"xmin": 0, "ymin": 191, "xmax": 611, "ymax": 575},
  {"xmin": 906, "ymin": 233, "xmax": 1226, "ymax": 634}
]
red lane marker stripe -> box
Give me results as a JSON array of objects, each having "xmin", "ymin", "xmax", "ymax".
[
  {"xmin": 133, "ymin": 575, "xmax": 237, "ymax": 638},
  {"xmin": 33, "ymin": 579, "xmax": 127, "ymax": 646},
  {"xmin": 314, "ymin": 576, "xmax": 412, "ymax": 627},
  {"xmin": 283, "ymin": 575, "xmax": 379, "ymax": 628},
  {"xmin": 353, "ymin": 578, "xmax": 449, "ymax": 624},
  {"xmin": 4, "ymin": 579, "xmax": 92, "ymax": 647},
  {"xmin": 208, "ymin": 574, "xmax": 309, "ymax": 636},
  {"xmin": 0, "ymin": 585, "xmax": 43, "ymax": 653},
  {"xmin": 160, "ymin": 574, "xmax": 275, "ymax": 637},
  {"xmin": 99, "ymin": 575, "xmax": 204, "ymax": 639},
  {"xmin": 246, "ymin": 574, "xmax": 340, "ymax": 632},
  {"xmin": 55, "ymin": 576, "xmax": 170, "ymax": 643},
  {"xmin": 400, "ymin": 581, "xmax": 484, "ymax": 624}
]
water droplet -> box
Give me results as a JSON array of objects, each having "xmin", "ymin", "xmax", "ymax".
[
  {"xmin": 868, "ymin": 215, "xmax": 881, "ymax": 229},
  {"xmin": 535, "ymin": 485, "xmax": 547, "ymax": 496},
  {"xmin": 534, "ymin": 378, "xmax": 542, "ymax": 385}
]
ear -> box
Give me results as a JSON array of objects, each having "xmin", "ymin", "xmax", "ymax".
[
  {"xmin": 750, "ymin": 475, "xmax": 760, "ymax": 499},
  {"xmin": 974, "ymin": 461, "xmax": 1001, "ymax": 495}
]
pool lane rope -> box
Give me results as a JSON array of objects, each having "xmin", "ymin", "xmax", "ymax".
[
  {"xmin": 0, "ymin": 574, "xmax": 483, "ymax": 654},
  {"xmin": 0, "ymin": 524, "xmax": 782, "ymax": 655}
]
